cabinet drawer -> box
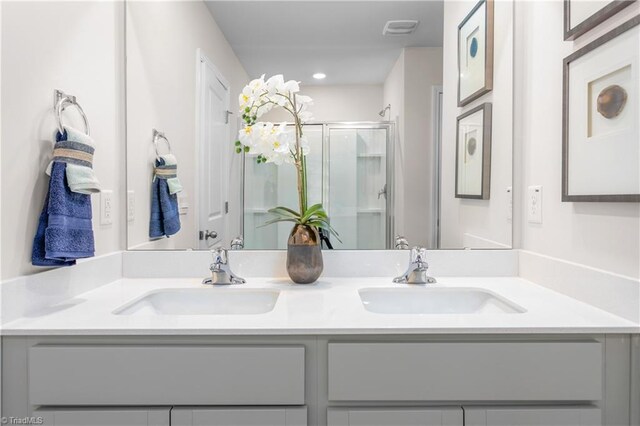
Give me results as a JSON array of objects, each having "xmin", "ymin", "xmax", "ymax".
[
  {"xmin": 328, "ymin": 407, "xmax": 463, "ymax": 426},
  {"xmin": 464, "ymin": 406, "xmax": 601, "ymax": 426},
  {"xmin": 29, "ymin": 345, "xmax": 305, "ymax": 405},
  {"xmin": 328, "ymin": 341, "xmax": 602, "ymax": 401},
  {"xmin": 35, "ymin": 407, "xmax": 170, "ymax": 426},
  {"xmin": 172, "ymin": 407, "xmax": 307, "ymax": 426}
]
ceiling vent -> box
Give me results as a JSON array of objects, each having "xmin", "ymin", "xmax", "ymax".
[{"xmin": 383, "ymin": 20, "xmax": 419, "ymax": 36}]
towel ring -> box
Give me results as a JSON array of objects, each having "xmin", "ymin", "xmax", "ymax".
[
  {"xmin": 54, "ymin": 90, "xmax": 90, "ymax": 136},
  {"xmin": 153, "ymin": 129, "xmax": 172, "ymax": 159}
]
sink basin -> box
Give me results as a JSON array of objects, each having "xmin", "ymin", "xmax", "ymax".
[
  {"xmin": 113, "ymin": 288, "xmax": 280, "ymax": 315},
  {"xmin": 359, "ymin": 287, "xmax": 525, "ymax": 314}
]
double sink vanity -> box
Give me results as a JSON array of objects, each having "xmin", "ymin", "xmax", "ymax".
[{"xmin": 2, "ymin": 250, "xmax": 637, "ymax": 426}]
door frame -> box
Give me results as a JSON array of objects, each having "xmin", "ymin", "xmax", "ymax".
[
  {"xmin": 195, "ymin": 49, "xmax": 231, "ymax": 249},
  {"xmin": 431, "ymin": 85, "xmax": 443, "ymax": 249}
]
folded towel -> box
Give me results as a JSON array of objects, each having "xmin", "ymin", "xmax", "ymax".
[
  {"xmin": 149, "ymin": 155, "xmax": 181, "ymax": 239},
  {"xmin": 45, "ymin": 126, "xmax": 100, "ymax": 194},
  {"xmin": 32, "ymin": 132, "xmax": 95, "ymax": 266}
]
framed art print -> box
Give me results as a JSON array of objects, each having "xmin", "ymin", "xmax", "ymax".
[
  {"xmin": 457, "ymin": 0, "xmax": 494, "ymax": 107},
  {"xmin": 456, "ymin": 103, "xmax": 492, "ymax": 200},
  {"xmin": 564, "ymin": 0, "xmax": 637, "ymax": 41},
  {"xmin": 562, "ymin": 16, "xmax": 639, "ymax": 202}
]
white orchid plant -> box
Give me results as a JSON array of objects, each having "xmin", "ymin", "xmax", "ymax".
[{"xmin": 235, "ymin": 74, "xmax": 339, "ymax": 242}]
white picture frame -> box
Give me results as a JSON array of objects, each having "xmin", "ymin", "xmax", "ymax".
[{"xmin": 563, "ymin": 16, "xmax": 639, "ymax": 202}]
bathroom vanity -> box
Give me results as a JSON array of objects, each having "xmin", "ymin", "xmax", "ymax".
[{"xmin": 2, "ymin": 251, "xmax": 638, "ymax": 426}]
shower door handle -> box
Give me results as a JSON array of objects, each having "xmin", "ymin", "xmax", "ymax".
[{"xmin": 377, "ymin": 184, "xmax": 387, "ymax": 200}]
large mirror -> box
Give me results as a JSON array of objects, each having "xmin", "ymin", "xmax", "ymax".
[{"xmin": 125, "ymin": 0, "xmax": 513, "ymax": 250}]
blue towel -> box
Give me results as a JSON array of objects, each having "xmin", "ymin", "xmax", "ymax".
[
  {"xmin": 149, "ymin": 157, "xmax": 181, "ymax": 239},
  {"xmin": 32, "ymin": 131, "xmax": 95, "ymax": 266}
]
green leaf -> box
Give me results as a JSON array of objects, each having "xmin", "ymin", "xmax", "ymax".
[
  {"xmin": 307, "ymin": 220, "xmax": 342, "ymax": 243},
  {"xmin": 268, "ymin": 206, "xmax": 301, "ymax": 219},
  {"xmin": 235, "ymin": 140, "xmax": 241, "ymax": 147},
  {"xmin": 300, "ymin": 203, "xmax": 324, "ymax": 224},
  {"xmin": 244, "ymin": 146, "xmax": 250, "ymax": 153},
  {"xmin": 235, "ymin": 147, "xmax": 242, "ymax": 154}
]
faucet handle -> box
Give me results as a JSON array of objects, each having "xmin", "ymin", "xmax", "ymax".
[
  {"xmin": 211, "ymin": 248, "xmax": 228, "ymax": 267},
  {"xmin": 410, "ymin": 246, "xmax": 428, "ymax": 267}
]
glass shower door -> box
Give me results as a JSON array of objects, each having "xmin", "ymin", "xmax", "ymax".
[
  {"xmin": 327, "ymin": 125, "xmax": 390, "ymax": 249},
  {"xmin": 243, "ymin": 124, "xmax": 323, "ymax": 249}
]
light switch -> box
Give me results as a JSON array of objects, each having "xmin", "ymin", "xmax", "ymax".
[
  {"xmin": 127, "ymin": 190, "xmax": 135, "ymax": 222},
  {"xmin": 527, "ymin": 185, "xmax": 542, "ymax": 224},
  {"xmin": 100, "ymin": 190, "xmax": 113, "ymax": 226}
]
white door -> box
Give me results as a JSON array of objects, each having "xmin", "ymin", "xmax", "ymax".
[
  {"xmin": 172, "ymin": 407, "xmax": 307, "ymax": 426},
  {"xmin": 198, "ymin": 52, "xmax": 230, "ymax": 249}
]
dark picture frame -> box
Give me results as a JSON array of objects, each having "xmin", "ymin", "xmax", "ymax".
[
  {"xmin": 455, "ymin": 103, "xmax": 493, "ymax": 200},
  {"xmin": 564, "ymin": 0, "xmax": 637, "ymax": 41},
  {"xmin": 562, "ymin": 15, "xmax": 640, "ymax": 202},
  {"xmin": 457, "ymin": 0, "xmax": 494, "ymax": 107}
]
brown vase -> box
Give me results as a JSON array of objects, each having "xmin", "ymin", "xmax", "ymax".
[{"xmin": 286, "ymin": 224, "xmax": 323, "ymax": 284}]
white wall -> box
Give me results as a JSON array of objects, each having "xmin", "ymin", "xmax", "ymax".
[
  {"xmin": 126, "ymin": 1, "xmax": 249, "ymax": 250},
  {"xmin": 440, "ymin": 0, "xmax": 513, "ymax": 249},
  {"xmin": 263, "ymin": 84, "xmax": 383, "ymax": 123},
  {"xmin": 514, "ymin": 1, "xmax": 640, "ymax": 278},
  {"xmin": 0, "ymin": 2, "xmax": 125, "ymax": 280},
  {"xmin": 383, "ymin": 48, "xmax": 443, "ymax": 248}
]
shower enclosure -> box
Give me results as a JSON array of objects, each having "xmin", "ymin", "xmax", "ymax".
[{"xmin": 242, "ymin": 122, "xmax": 395, "ymax": 250}]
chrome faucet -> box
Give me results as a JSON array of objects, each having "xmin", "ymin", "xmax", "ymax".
[
  {"xmin": 230, "ymin": 235, "xmax": 244, "ymax": 250},
  {"xmin": 394, "ymin": 235, "xmax": 409, "ymax": 250},
  {"xmin": 393, "ymin": 246, "xmax": 437, "ymax": 284},
  {"xmin": 202, "ymin": 248, "xmax": 246, "ymax": 285}
]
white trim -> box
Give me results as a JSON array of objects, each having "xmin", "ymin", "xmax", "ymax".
[{"xmin": 431, "ymin": 85, "xmax": 443, "ymax": 249}]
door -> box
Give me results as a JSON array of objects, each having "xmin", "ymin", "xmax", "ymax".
[
  {"xmin": 172, "ymin": 407, "xmax": 307, "ymax": 426},
  {"xmin": 198, "ymin": 51, "xmax": 230, "ymax": 249},
  {"xmin": 464, "ymin": 407, "xmax": 601, "ymax": 426},
  {"xmin": 36, "ymin": 408, "xmax": 170, "ymax": 426},
  {"xmin": 327, "ymin": 407, "xmax": 463, "ymax": 426}
]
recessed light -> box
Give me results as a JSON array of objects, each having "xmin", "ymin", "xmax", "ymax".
[{"xmin": 313, "ymin": 73, "xmax": 326, "ymax": 80}]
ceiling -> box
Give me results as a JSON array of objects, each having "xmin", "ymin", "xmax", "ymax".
[{"xmin": 205, "ymin": 1, "xmax": 443, "ymax": 85}]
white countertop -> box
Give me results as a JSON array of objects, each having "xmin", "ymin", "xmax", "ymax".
[{"xmin": 1, "ymin": 277, "xmax": 638, "ymax": 335}]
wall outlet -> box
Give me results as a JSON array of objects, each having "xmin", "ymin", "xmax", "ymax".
[
  {"xmin": 506, "ymin": 186, "xmax": 513, "ymax": 221},
  {"xmin": 178, "ymin": 192, "xmax": 189, "ymax": 216},
  {"xmin": 527, "ymin": 185, "xmax": 542, "ymax": 224},
  {"xmin": 100, "ymin": 190, "xmax": 114, "ymax": 226},
  {"xmin": 127, "ymin": 190, "xmax": 135, "ymax": 222}
]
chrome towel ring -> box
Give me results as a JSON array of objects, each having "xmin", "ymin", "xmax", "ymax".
[
  {"xmin": 54, "ymin": 89, "xmax": 90, "ymax": 136},
  {"xmin": 153, "ymin": 129, "xmax": 172, "ymax": 159}
]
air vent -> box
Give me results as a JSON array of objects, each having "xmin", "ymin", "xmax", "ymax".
[{"xmin": 383, "ymin": 20, "xmax": 419, "ymax": 35}]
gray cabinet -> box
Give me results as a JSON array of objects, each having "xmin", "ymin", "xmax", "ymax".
[
  {"xmin": 171, "ymin": 407, "xmax": 307, "ymax": 426},
  {"xmin": 328, "ymin": 341, "xmax": 602, "ymax": 401},
  {"xmin": 464, "ymin": 407, "xmax": 602, "ymax": 426},
  {"xmin": 29, "ymin": 345, "xmax": 305, "ymax": 405},
  {"xmin": 36, "ymin": 407, "xmax": 170, "ymax": 426},
  {"xmin": 327, "ymin": 407, "xmax": 463, "ymax": 426}
]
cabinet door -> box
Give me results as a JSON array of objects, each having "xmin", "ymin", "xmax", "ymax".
[
  {"xmin": 327, "ymin": 407, "xmax": 463, "ymax": 426},
  {"xmin": 464, "ymin": 407, "xmax": 601, "ymax": 426},
  {"xmin": 171, "ymin": 407, "xmax": 307, "ymax": 426},
  {"xmin": 36, "ymin": 407, "xmax": 170, "ymax": 426}
]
